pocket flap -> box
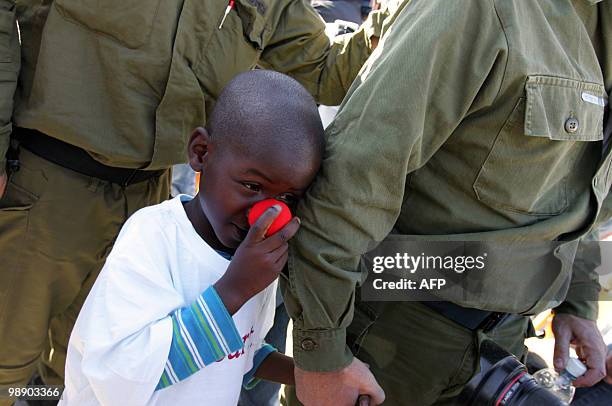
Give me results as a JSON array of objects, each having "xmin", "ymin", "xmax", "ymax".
[{"xmin": 525, "ymin": 75, "xmax": 606, "ymax": 141}]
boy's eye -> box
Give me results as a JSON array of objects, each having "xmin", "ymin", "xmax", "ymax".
[
  {"xmin": 242, "ymin": 182, "xmax": 261, "ymax": 192},
  {"xmin": 277, "ymin": 193, "xmax": 297, "ymax": 207}
]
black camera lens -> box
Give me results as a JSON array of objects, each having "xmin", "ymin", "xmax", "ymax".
[{"xmin": 458, "ymin": 340, "xmax": 566, "ymax": 405}]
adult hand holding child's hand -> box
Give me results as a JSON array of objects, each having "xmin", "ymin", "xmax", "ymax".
[{"xmin": 214, "ymin": 204, "xmax": 300, "ymax": 314}]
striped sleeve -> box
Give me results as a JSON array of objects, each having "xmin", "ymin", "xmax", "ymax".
[{"xmin": 156, "ymin": 286, "xmax": 243, "ymax": 390}]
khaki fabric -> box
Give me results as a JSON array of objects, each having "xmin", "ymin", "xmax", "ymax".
[
  {"xmin": 0, "ymin": 148, "xmax": 169, "ymax": 399},
  {"xmin": 0, "ymin": 2, "xmax": 18, "ymax": 174},
  {"xmin": 286, "ymin": 0, "xmax": 612, "ymax": 371},
  {"xmin": 0, "ymin": 0, "xmax": 381, "ymax": 174}
]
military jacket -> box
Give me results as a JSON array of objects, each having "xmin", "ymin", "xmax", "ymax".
[
  {"xmin": 0, "ymin": 0, "xmax": 379, "ymax": 173},
  {"xmin": 286, "ymin": 0, "xmax": 612, "ymax": 371}
]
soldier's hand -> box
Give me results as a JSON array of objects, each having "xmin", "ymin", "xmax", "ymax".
[
  {"xmin": 295, "ymin": 357, "xmax": 385, "ymax": 406},
  {"xmin": 214, "ymin": 204, "xmax": 300, "ymax": 314},
  {"xmin": 552, "ymin": 313, "xmax": 607, "ymax": 387},
  {"xmin": 0, "ymin": 172, "xmax": 6, "ymax": 199}
]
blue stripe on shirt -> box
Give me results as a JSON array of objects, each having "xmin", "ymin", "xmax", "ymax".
[{"xmin": 156, "ymin": 286, "xmax": 243, "ymax": 390}]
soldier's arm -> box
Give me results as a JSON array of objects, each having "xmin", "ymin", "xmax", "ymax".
[
  {"xmin": 553, "ymin": 230, "xmax": 602, "ymax": 321},
  {"xmin": 258, "ymin": 0, "xmax": 387, "ymax": 106},
  {"xmin": 555, "ymin": 172, "xmax": 612, "ymax": 321},
  {"xmin": 554, "ymin": 45, "xmax": 612, "ymax": 320},
  {"xmin": 284, "ymin": 0, "xmax": 508, "ymax": 372},
  {"xmin": 0, "ymin": 0, "xmax": 19, "ymax": 181}
]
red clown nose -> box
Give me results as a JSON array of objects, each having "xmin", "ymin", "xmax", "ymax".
[{"xmin": 247, "ymin": 199, "xmax": 292, "ymax": 237}]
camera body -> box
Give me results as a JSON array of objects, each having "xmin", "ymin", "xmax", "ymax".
[{"xmin": 457, "ymin": 340, "xmax": 566, "ymax": 405}]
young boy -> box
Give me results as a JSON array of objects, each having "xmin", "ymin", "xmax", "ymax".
[{"xmin": 61, "ymin": 70, "xmax": 325, "ymax": 405}]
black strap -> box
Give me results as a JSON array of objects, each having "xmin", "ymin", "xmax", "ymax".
[
  {"xmin": 5, "ymin": 138, "xmax": 20, "ymax": 174},
  {"xmin": 422, "ymin": 301, "xmax": 509, "ymax": 332},
  {"xmin": 14, "ymin": 128, "xmax": 165, "ymax": 186}
]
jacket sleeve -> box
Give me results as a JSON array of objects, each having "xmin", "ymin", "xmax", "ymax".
[
  {"xmin": 284, "ymin": 0, "xmax": 508, "ymax": 372},
  {"xmin": 0, "ymin": 0, "xmax": 19, "ymax": 176},
  {"xmin": 259, "ymin": 0, "xmax": 386, "ymax": 106},
  {"xmin": 556, "ymin": 1, "xmax": 612, "ymax": 321},
  {"xmin": 554, "ymin": 230, "xmax": 602, "ymax": 321}
]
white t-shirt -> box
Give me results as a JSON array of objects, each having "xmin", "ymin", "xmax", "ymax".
[{"xmin": 61, "ymin": 195, "xmax": 277, "ymax": 405}]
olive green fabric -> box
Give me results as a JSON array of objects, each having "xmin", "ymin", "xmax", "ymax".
[
  {"xmin": 0, "ymin": 1, "xmax": 18, "ymax": 174},
  {"xmin": 0, "ymin": 148, "xmax": 169, "ymax": 401},
  {"xmin": 554, "ymin": 230, "xmax": 602, "ymax": 321},
  {"xmin": 0, "ymin": 0, "xmax": 382, "ymax": 175},
  {"xmin": 285, "ymin": 0, "xmax": 612, "ymax": 372},
  {"xmin": 284, "ymin": 302, "xmax": 530, "ymax": 406}
]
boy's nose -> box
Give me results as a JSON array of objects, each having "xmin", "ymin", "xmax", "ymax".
[{"xmin": 244, "ymin": 196, "xmax": 267, "ymax": 216}]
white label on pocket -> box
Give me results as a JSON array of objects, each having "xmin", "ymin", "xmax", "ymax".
[{"xmin": 581, "ymin": 92, "xmax": 606, "ymax": 107}]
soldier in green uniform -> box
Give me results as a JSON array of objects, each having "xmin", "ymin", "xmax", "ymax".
[
  {"xmin": 284, "ymin": 0, "xmax": 611, "ymax": 404},
  {"xmin": 0, "ymin": 0, "xmax": 383, "ymax": 399}
]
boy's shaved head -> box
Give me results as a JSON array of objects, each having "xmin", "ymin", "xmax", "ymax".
[
  {"xmin": 207, "ymin": 70, "xmax": 325, "ymax": 162},
  {"xmin": 187, "ymin": 70, "xmax": 326, "ymax": 250}
]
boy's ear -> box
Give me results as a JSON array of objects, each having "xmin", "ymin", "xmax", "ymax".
[{"xmin": 188, "ymin": 127, "xmax": 212, "ymax": 172}]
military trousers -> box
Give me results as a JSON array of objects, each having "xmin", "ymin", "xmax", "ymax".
[
  {"xmin": 0, "ymin": 148, "xmax": 169, "ymax": 405},
  {"xmin": 285, "ymin": 301, "xmax": 529, "ymax": 406}
]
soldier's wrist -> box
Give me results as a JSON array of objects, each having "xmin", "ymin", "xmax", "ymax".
[
  {"xmin": 553, "ymin": 300, "xmax": 598, "ymax": 321},
  {"xmin": 292, "ymin": 326, "xmax": 353, "ymax": 372}
]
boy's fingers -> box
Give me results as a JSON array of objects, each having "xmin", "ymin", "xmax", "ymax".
[
  {"xmin": 274, "ymin": 248, "xmax": 289, "ymax": 266},
  {"xmin": 257, "ymin": 217, "xmax": 300, "ymax": 252},
  {"xmin": 261, "ymin": 217, "xmax": 301, "ymax": 249},
  {"xmin": 267, "ymin": 242, "xmax": 288, "ymax": 263},
  {"xmin": 245, "ymin": 205, "xmax": 281, "ymax": 243}
]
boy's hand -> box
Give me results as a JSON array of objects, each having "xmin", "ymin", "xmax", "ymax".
[
  {"xmin": 214, "ymin": 205, "xmax": 300, "ymax": 314},
  {"xmin": 254, "ymin": 352, "xmax": 295, "ymax": 385}
]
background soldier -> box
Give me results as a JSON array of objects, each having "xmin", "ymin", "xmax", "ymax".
[{"xmin": 0, "ymin": 0, "xmax": 382, "ymax": 402}]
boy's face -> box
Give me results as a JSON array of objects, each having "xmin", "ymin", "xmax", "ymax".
[{"xmin": 189, "ymin": 128, "xmax": 319, "ymax": 250}]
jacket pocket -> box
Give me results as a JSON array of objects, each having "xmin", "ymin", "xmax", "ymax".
[
  {"xmin": 0, "ymin": 167, "xmax": 42, "ymax": 251},
  {"xmin": 54, "ymin": 0, "xmax": 162, "ymax": 49},
  {"xmin": 0, "ymin": 176, "xmax": 39, "ymax": 211},
  {"xmin": 473, "ymin": 76, "xmax": 606, "ymax": 216}
]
